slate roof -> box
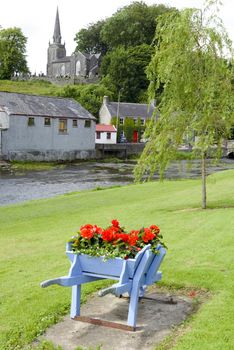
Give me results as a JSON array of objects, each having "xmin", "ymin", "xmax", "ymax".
[
  {"xmin": 0, "ymin": 92, "xmax": 95, "ymax": 120},
  {"xmin": 106, "ymin": 102, "xmax": 155, "ymax": 119},
  {"xmin": 96, "ymin": 124, "xmax": 117, "ymax": 132}
]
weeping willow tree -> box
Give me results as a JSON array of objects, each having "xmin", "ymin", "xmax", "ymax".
[{"xmin": 134, "ymin": 0, "xmax": 234, "ymax": 209}]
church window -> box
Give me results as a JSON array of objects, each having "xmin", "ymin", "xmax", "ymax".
[
  {"xmin": 28, "ymin": 117, "xmax": 35, "ymax": 126},
  {"xmin": 61, "ymin": 64, "xmax": 65, "ymax": 76},
  {"xmin": 44, "ymin": 117, "xmax": 51, "ymax": 126},
  {"xmin": 72, "ymin": 119, "xmax": 78, "ymax": 127},
  {"xmin": 59, "ymin": 119, "xmax": 67, "ymax": 133},
  {"xmin": 84, "ymin": 120, "xmax": 91, "ymax": 128},
  {"xmin": 76, "ymin": 60, "xmax": 81, "ymax": 76}
]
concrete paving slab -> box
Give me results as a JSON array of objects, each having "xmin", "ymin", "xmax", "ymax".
[{"xmin": 39, "ymin": 289, "xmax": 194, "ymax": 350}]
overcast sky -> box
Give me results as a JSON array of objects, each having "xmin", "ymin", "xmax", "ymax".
[{"xmin": 0, "ymin": 0, "xmax": 233, "ymax": 74}]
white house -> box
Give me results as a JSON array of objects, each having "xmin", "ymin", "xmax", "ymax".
[
  {"xmin": 95, "ymin": 124, "xmax": 117, "ymax": 144},
  {"xmin": 99, "ymin": 96, "xmax": 156, "ymax": 143}
]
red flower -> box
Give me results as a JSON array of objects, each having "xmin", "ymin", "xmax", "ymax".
[
  {"xmin": 111, "ymin": 219, "xmax": 119, "ymax": 228},
  {"xmin": 93, "ymin": 225, "xmax": 103, "ymax": 235},
  {"xmin": 150, "ymin": 225, "xmax": 160, "ymax": 235},
  {"xmin": 128, "ymin": 230, "xmax": 139, "ymax": 246},
  {"xmin": 80, "ymin": 227, "xmax": 94, "ymax": 239},
  {"xmin": 142, "ymin": 228, "xmax": 155, "ymax": 243},
  {"xmin": 102, "ymin": 229, "xmax": 115, "ymax": 242},
  {"xmin": 115, "ymin": 233, "xmax": 129, "ymax": 243}
]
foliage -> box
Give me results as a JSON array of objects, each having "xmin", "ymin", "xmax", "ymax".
[
  {"xmin": 123, "ymin": 117, "xmax": 135, "ymax": 143},
  {"xmin": 100, "ymin": 1, "xmax": 173, "ymax": 49},
  {"xmin": 111, "ymin": 116, "xmax": 146, "ymax": 142},
  {"xmin": 101, "ymin": 44, "xmax": 153, "ymax": 102},
  {"xmin": 69, "ymin": 219, "xmax": 165, "ymax": 259},
  {"xmin": 74, "ymin": 20, "xmax": 107, "ymax": 55},
  {"xmin": 135, "ymin": 1, "xmax": 234, "ymax": 208},
  {"xmin": 0, "ymin": 170, "xmax": 234, "ymax": 349},
  {"xmin": 58, "ymin": 83, "xmax": 113, "ymax": 118},
  {"xmin": 74, "ymin": 1, "xmax": 173, "ymax": 103},
  {"xmin": 0, "ymin": 27, "xmax": 29, "ymax": 79}
]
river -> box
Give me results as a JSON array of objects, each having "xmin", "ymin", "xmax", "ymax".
[{"xmin": 0, "ymin": 159, "xmax": 234, "ymax": 206}]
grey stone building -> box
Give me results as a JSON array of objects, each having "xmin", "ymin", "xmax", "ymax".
[
  {"xmin": 47, "ymin": 8, "xmax": 101, "ymax": 80},
  {"xmin": 0, "ymin": 92, "xmax": 96, "ymax": 161}
]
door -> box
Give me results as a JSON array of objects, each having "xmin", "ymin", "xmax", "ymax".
[{"xmin": 133, "ymin": 130, "xmax": 138, "ymax": 143}]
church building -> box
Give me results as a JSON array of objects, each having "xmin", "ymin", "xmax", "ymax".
[{"xmin": 47, "ymin": 8, "xmax": 101, "ymax": 80}]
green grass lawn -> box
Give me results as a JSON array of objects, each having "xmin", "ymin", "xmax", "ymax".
[
  {"xmin": 0, "ymin": 80, "xmax": 62, "ymax": 96},
  {"xmin": 0, "ymin": 170, "xmax": 234, "ymax": 350}
]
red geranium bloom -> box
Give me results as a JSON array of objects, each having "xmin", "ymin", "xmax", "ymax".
[
  {"xmin": 80, "ymin": 227, "xmax": 94, "ymax": 239},
  {"xmin": 128, "ymin": 230, "xmax": 139, "ymax": 246},
  {"xmin": 93, "ymin": 225, "xmax": 103, "ymax": 235},
  {"xmin": 115, "ymin": 233, "xmax": 129, "ymax": 243},
  {"xmin": 142, "ymin": 228, "xmax": 155, "ymax": 243},
  {"xmin": 128, "ymin": 235, "xmax": 138, "ymax": 246},
  {"xmin": 150, "ymin": 225, "xmax": 160, "ymax": 235},
  {"xmin": 111, "ymin": 219, "xmax": 119, "ymax": 228},
  {"xmin": 102, "ymin": 229, "xmax": 115, "ymax": 242}
]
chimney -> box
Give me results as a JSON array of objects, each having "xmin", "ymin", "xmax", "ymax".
[{"xmin": 103, "ymin": 96, "xmax": 109, "ymax": 105}]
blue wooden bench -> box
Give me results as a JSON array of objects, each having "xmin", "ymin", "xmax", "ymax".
[{"xmin": 41, "ymin": 243, "xmax": 166, "ymax": 331}]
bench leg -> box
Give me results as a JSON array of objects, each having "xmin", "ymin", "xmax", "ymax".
[
  {"xmin": 127, "ymin": 283, "xmax": 139, "ymax": 328},
  {"xmin": 70, "ymin": 284, "xmax": 81, "ymax": 318}
]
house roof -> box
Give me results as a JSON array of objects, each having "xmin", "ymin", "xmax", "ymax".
[
  {"xmin": 0, "ymin": 91, "xmax": 96, "ymax": 120},
  {"xmin": 105, "ymin": 101, "xmax": 155, "ymax": 119},
  {"xmin": 96, "ymin": 124, "xmax": 117, "ymax": 132}
]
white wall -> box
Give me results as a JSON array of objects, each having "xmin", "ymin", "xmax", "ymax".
[
  {"xmin": 95, "ymin": 131, "xmax": 116, "ymax": 144},
  {"xmin": 99, "ymin": 104, "xmax": 112, "ymax": 124}
]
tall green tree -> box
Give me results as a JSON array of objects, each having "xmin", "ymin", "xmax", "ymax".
[
  {"xmin": 0, "ymin": 27, "xmax": 29, "ymax": 79},
  {"xmin": 100, "ymin": 1, "xmax": 172, "ymax": 49},
  {"xmin": 134, "ymin": 1, "xmax": 234, "ymax": 209},
  {"xmin": 101, "ymin": 44, "xmax": 153, "ymax": 102},
  {"xmin": 74, "ymin": 21, "xmax": 107, "ymax": 55}
]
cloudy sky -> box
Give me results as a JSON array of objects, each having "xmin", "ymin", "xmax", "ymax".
[{"xmin": 0, "ymin": 0, "xmax": 233, "ymax": 74}]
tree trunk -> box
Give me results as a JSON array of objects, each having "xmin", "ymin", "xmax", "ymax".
[{"xmin": 201, "ymin": 153, "xmax": 207, "ymax": 209}]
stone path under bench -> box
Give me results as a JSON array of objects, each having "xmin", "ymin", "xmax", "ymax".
[{"xmin": 37, "ymin": 289, "xmax": 194, "ymax": 350}]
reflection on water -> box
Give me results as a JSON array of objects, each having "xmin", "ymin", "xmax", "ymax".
[{"xmin": 0, "ymin": 159, "xmax": 234, "ymax": 206}]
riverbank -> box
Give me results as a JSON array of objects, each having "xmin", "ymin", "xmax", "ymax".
[
  {"xmin": 0, "ymin": 150, "xmax": 195, "ymax": 171},
  {"xmin": 0, "ymin": 170, "xmax": 234, "ymax": 349},
  {"xmin": 1, "ymin": 158, "xmax": 234, "ymax": 207}
]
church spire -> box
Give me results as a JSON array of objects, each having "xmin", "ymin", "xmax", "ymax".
[{"xmin": 53, "ymin": 7, "xmax": 61, "ymax": 44}]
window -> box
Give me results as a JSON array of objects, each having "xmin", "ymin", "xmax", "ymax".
[
  {"xmin": 96, "ymin": 131, "xmax": 101, "ymax": 139},
  {"xmin": 140, "ymin": 118, "xmax": 145, "ymax": 126},
  {"xmin": 28, "ymin": 117, "xmax": 35, "ymax": 126},
  {"xmin": 107, "ymin": 132, "xmax": 111, "ymax": 140},
  {"xmin": 73, "ymin": 119, "xmax": 78, "ymax": 127},
  {"xmin": 59, "ymin": 119, "xmax": 67, "ymax": 133},
  {"xmin": 84, "ymin": 120, "xmax": 91, "ymax": 128},
  {"xmin": 119, "ymin": 118, "xmax": 124, "ymax": 125},
  {"xmin": 44, "ymin": 117, "xmax": 51, "ymax": 126}
]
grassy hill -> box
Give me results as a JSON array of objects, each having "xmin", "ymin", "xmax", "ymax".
[
  {"xmin": 0, "ymin": 79, "xmax": 62, "ymax": 96},
  {"xmin": 0, "ymin": 170, "xmax": 234, "ymax": 349}
]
